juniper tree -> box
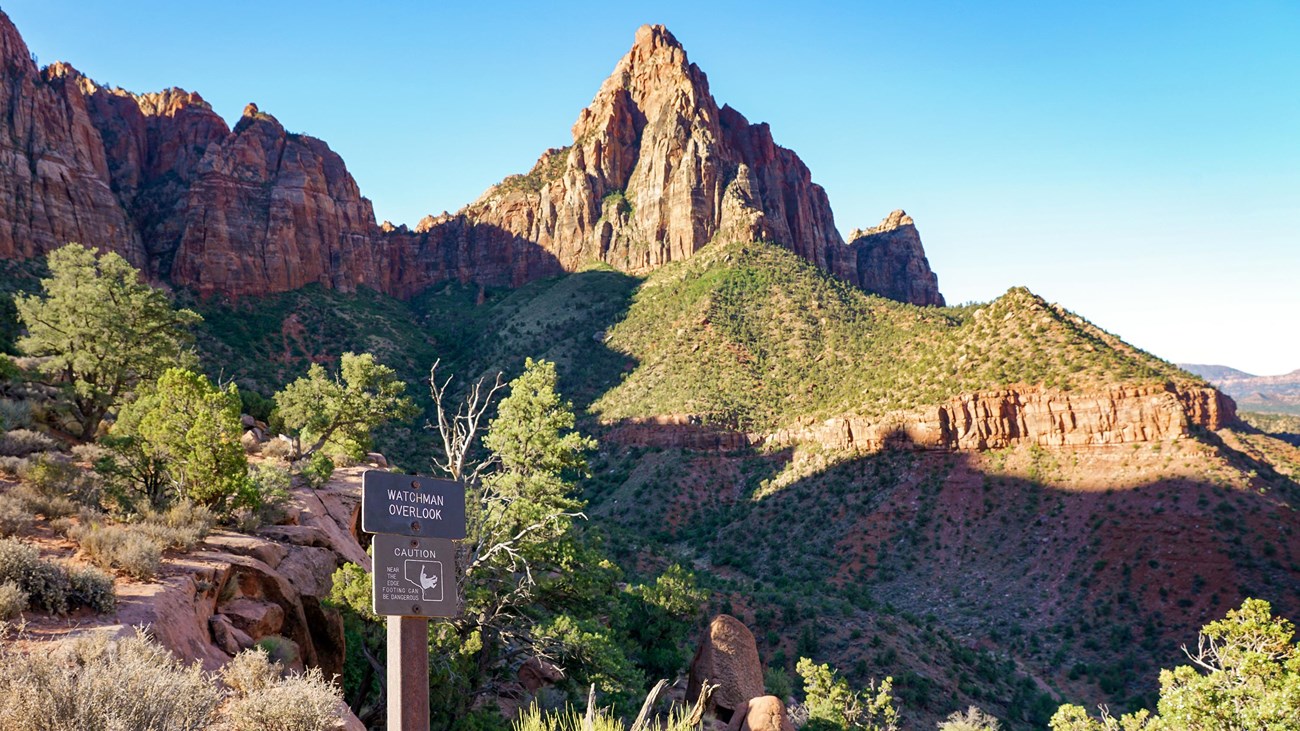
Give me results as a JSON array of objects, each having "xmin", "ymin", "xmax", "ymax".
[{"xmin": 15, "ymin": 244, "xmax": 201, "ymax": 440}]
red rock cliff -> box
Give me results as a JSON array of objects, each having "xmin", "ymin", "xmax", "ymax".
[
  {"xmin": 423, "ymin": 25, "xmax": 943, "ymax": 304},
  {"xmin": 0, "ymin": 20, "xmax": 141, "ymax": 265},
  {"xmin": 0, "ymin": 12, "xmax": 944, "ymax": 305},
  {"xmin": 608, "ymin": 383, "xmax": 1236, "ymax": 452}
]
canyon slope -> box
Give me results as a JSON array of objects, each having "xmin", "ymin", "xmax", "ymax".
[{"xmin": 0, "ymin": 13, "xmax": 941, "ymax": 304}]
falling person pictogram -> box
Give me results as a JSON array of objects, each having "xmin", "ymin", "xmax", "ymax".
[{"xmin": 404, "ymin": 560, "xmax": 444, "ymax": 602}]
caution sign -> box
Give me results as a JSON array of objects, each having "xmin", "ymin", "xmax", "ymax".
[
  {"xmin": 362, "ymin": 470, "xmax": 466, "ymax": 539},
  {"xmin": 371, "ymin": 534, "xmax": 459, "ymax": 617}
]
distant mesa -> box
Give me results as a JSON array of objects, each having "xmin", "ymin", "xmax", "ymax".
[
  {"xmin": 1181, "ymin": 364, "xmax": 1300, "ymax": 415},
  {"xmin": 0, "ymin": 12, "xmax": 942, "ymax": 305}
]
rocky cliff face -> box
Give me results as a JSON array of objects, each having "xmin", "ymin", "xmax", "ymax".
[
  {"xmin": 0, "ymin": 21, "xmax": 141, "ymax": 266},
  {"xmin": 170, "ymin": 104, "xmax": 390, "ymax": 296},
  {"xmin": 608, "ymin": 383, "xmax": 1236, "ymax": 452},
  {"xmin": 429, "ymin": 25, "xmax": 942, "ymax": 304},
  {"xmin": 0, "ymin": 12, "xmax": 944, "ymax": 304},
  {"xmin": 838, "ymin": 210, "xmax": 944, "ymax": 306}
]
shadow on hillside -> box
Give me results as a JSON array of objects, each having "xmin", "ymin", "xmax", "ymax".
[{"xmin": 589, "ymin": 423, "xmax": 1300, "ymax": 727}]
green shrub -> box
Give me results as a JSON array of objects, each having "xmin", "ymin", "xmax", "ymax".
[
  {"xmin": 0, "ymin": 399, "xmax": 32, "ymax": 431},
  {"xmin": 219, "ymin": 647, "xmax": 346, "ymax": 731},
  {"xmin": 766, "ymin": 665, "xmax": 795, "ymax": 699},
  {"xmin": 0, "ymin": 537, "xmax": 69, "ymax": 612},
  {"xmin": 300, "ymin": 450, "xmax": 334, "ymax": 489},
  {"xmin": 255, "ymin": 635, "xmax": 301, "ymax": 668},
  {"xmin": 112, "ymin": 368, "xmax": 252, "ymax": 513},
  {"xmin": 66, "ymin": 565, "xmax": 115, "ymax": 613},
  {"xmin": 797, "ymin": 657, "xmax": 899, "ymax": 731},
  {"xmin": 249, "ymin": 463, "xmax": 291, "ymax": 513},
  {"xmin": 0, "ymin": 629, "xmax": 220, "ymax": 730},
  {"xmin": 0, "ymin": 580, "xmax": 26, "ymax": 619},
  {"xmin": 0, "ymin": 494, "xmax": 33, "ymax": 536},
  {"xmin": 71, "ymin": 523, "xmax": 163, "ymax": 580},
  {"xmin": 24, "ymin": 453, "xmax": 80, "ymax": 493}
]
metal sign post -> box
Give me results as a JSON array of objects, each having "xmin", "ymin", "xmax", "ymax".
[{"xmin": 362, "ymin": 470, "xmax": 466, "ymax": 731}]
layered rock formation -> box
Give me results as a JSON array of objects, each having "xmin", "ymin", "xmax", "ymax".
[
  {"xmin": 424, "ymin": 25, "xmax": 943, "ymax": 304},
  {"xmin": 0, "ymin": 11, "xmax": 944, "ymax": 304},
  {"xmin": 102, "ymin": 469, "xmax": 370, "ymax": 678},
  {"xmin": 609, "ymin": 383, "xmax": 1236, "ymax": 452}
]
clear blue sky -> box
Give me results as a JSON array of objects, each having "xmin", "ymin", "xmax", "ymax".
[{"xmin": 7, "ymin": 1, "xmax": 1298, "ymax": 374}]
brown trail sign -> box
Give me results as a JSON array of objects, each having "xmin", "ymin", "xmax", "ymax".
[
  {"xmin": 371, "ymin": 534, "xmax": 459, "ymax": 617},
  {"xmin": 362, "ymin": 470, "xmax": 466, "ymax": 539},
  {"xmin": 362, "ymin": 470, "xmax": 466, "ymax": 730}
]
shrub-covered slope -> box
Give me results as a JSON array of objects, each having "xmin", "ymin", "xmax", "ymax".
[{"xmin": 591, "ymin": 240, "xmax": 1197, "ymax": 431}]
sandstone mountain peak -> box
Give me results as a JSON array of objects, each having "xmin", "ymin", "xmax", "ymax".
[
  {"xmin": 0, "ymin": 11, "xmax": 31, "ymax": 67},
  {"xmin": 0, "ymin": 13, "xmax": 944, "ymax": 305},
  {"xmin": 849, "ymin": 209, "xmax": 916, "ymax": 240}
]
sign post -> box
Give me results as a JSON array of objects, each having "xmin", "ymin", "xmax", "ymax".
[{"xmin": 362, "ymin": 470, "xmax": 466, "ymax": 731}]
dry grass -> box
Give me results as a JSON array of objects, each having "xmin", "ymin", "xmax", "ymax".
[
  {"xmin": 0, "ymin": 632, "xmax": 349, "ymax": 730},
  {"xmin": 219, "ymin": 647, "xmax": 348, "ymax": 731},
  {"xmin": 70, "ymin": 523, "xmax": 162, "ymax": 580},
  {"xmin": 0, "ymin": 629, "xmax": 221, "ymax": 731}
]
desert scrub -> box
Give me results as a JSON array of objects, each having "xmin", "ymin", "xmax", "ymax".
[
  {"xmin": 0, "ymin": 580, "xmax": 26, "ymax": 619},
  {"xmin": 0, "ymin": 428, "xmax": 60, "ymax": 457},
  {"xmin": 512, "ymin": 698, "xmax": 698, "ymax": 731},
  {"xmin": 137, "ymin": 500, "xmax": 215, "ymax": 550},
  {"xmin": 0, "ymin": 629, "xmax": 220, "ymax": 731},
  {"xmin": 7, "ymin": 482, "xmax": 77, "ymax": 519},
  {"xmin": 220, "ymin": 647, "xmax": 348, "ymax": 731},
  {"xmin": 592, "ymin": 240, "xmax": 1193, "ymax": 431},
  {"xmin": 0, "ymin": 493, "xmax": 33, "ymax": 536},
  {"xmin": 70, "ymin": 522, "xmax": 162, "ymax": 580},
  {"xmin": 66, "ymin": 564, "xmax": 115, "ymax": 613},
  {"xmin": 0, "ymin": 537, "xmax": 113, "ymax": 613}
]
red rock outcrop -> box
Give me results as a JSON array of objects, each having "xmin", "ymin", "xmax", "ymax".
[
  {"xmin": 837, "ymin": 210, "xmax": 944, "ymax": 306},
  {"xmin": 170, "ymin": 104, "xmax": 390, "ymax": 296},
  {"xmin": 726, "ymin": 696, "xmax": 795, "ymax": 731},
  {"xmin": 426, "ymin": 25, "xmax": 942, "ymax": 304},
  {"xmin": 686, "ymin": 614, "xmax": 765, "ymax": 721},
  {"xmin": 768, "ymin": 383, "xmax": 1237, "ymax": 452},
  {"xmin": 0, "ymin": 11, "xmax": 945, "ymax": 305},
  {"xmin": 608, "ymin": 384, "xmax": 1236, "ymax": 453}
]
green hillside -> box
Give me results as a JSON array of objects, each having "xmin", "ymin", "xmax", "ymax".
[{"xmin": 591, "ymin": 240, "xmax": 1197, "ymax": 431}]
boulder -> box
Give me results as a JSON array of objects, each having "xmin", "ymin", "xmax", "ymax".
[
  {"xmin": 209, "ymin": 613, "xmax": 254, "ymax": 656},
  {"xmin": 518, "ymin": 656, "xmax": 565, "ymax": 692},
  {"xmin": 221, "ymin": 598, "xmax": 284, "ymax": 641},
  {"xmin": 365, "ymin": 452, "xmax": 388, "ymax": 468},
  {"xmin": 725, "ymin": 696, "xmax": 794, "ymax": 731},
  {"xmin": 240, "ymin": 430, "xmax": 261, "ymax": 454},
  {"xmin": 686, "ymin": 615, "xmax": 765, "ymax": 721}
]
